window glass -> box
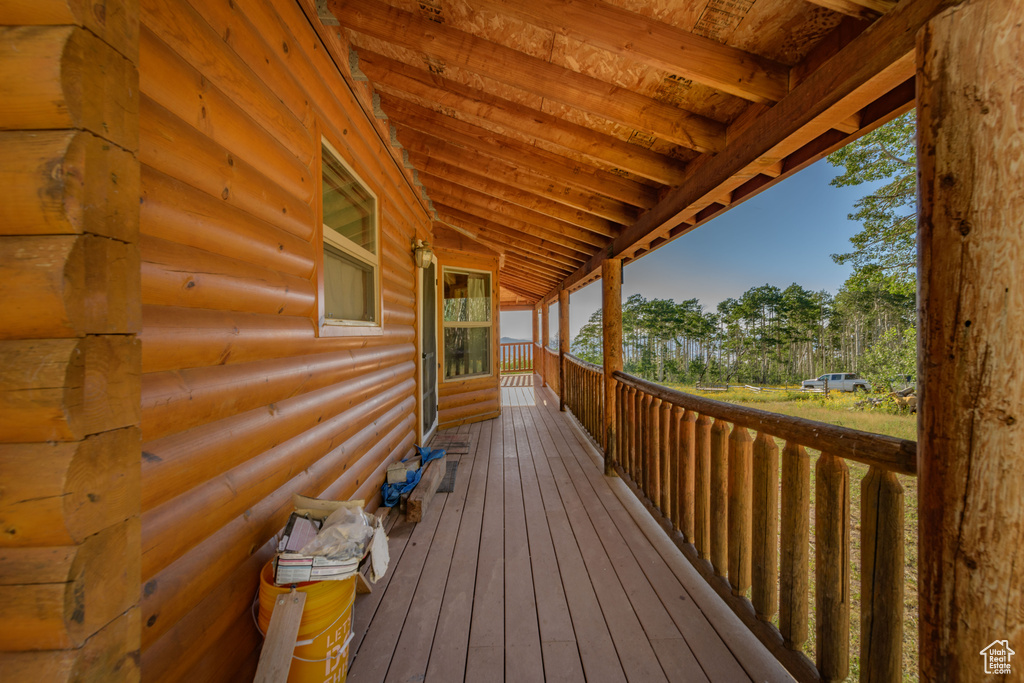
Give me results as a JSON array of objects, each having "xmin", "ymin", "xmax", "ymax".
[
  {"xmin": 442, "ymin": 268, "xmax": 492, "ymax": 380},
  {"xmin": 321, "ymin": 141, "xmax": 378, "ymax": 326},
  {"xmin": 443, "ymin": 271, "xmax": 491, "ymax": 322}
]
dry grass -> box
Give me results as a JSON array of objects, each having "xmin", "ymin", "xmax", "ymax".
[{"xmin": 665, "ymin": 385, "xmax": 919, "ymax": 681}]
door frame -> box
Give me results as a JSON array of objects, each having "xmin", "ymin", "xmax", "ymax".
[{"xmin": 418, "ymin": 258, "xmax": 439, "ymax": 445}]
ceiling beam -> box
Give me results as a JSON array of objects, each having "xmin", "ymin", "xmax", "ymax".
[
  {"xmin": 430, "ymin": 194, "xmax": 599, "ymax": 256},
  {"xmin": 803, "ymin": 0, "xmax": 897, "ymax": 20},
  {"xmin": 380, "ymin": 94, "xmax": 658, "ymax": 208},
  {"xmin": 437, "ymin": 217, "xmax": 580, "ymax": 275},
  {"xmin": 553, "ymin": 0, "xmax": 949, "ymax": 296},
  {"xmin": 434, "ymin": 206, "xmax": 586, "ymax": 268},
  {"xmin": 398, "ymin": 127, "xmax": 639, "ymax": 224},
  {"xmin": 470, "ymin": 0, "xmax": 789, "ymax": 104},
  {"xmin": 500, "ymin": 279, "xmax": 547, "ymax": 301},
  {"xmin": 408, "ymin": 150, "xmax": 620, "ymax": 238},
  {"xmin": 330, "ymin": 0, "xmax": 726, "ymax": 153},
  {"xmin": 356, "ymin": 51, "xmax": 688, "ymax": 185},
  {"xmin": 419, "ymin": 173, "xmax": 612, "ymax": 249}
]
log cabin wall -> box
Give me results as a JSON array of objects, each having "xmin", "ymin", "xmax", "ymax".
[
  {"xmin": 0, "ymin": 0, "xmax": 142, "ymax": 680},
  {"xmin": 136, "ymin": 0, "xmax": 430, "ymax": 679},
  {"xmin": 434, "ymin": 247, "xmax": 501, "ymax": 429}
]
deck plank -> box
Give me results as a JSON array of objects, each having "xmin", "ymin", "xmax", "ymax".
[
  {"xmin": 548, "ymin": 398, "xmax": 756, "ymax": 682},
  {"xmin": 381, "ymin": 422, "xmax": 481, "ymax": 683},
  {"xmin": 425, "ymin": 420, "xmax": 492, "ymax": 682},
  {"xmin": 350, "ymin": 378, "xmax": 789, "ymax": 683},
  {"xmin": 465, "ymin": 413, "xmax": 506, "ymax": 681},
  {"xmin": 502, "ymin": 412, "xmax": 546, "ymax": 682}
]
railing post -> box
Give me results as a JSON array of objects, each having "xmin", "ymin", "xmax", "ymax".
[
  {"xmin": 648, "ymin": 397, "xmax": 662, "ymax": 506},
  {"xmin": 710, "ymin": 418, "xmax": 729, "ymax": 577},
  {"xmin": 816, "ymin": 451, "xmax": 851, "ymax": 681},
  {"xmin": 626, "ymin": 386, "xmax": 637, "ymax": 480},
  {"xmin": 669, "ymin": 405, "xmax": 683, "ymax": 531},
  {"xmin": 680, "ymin": 409, "xmax": 697, "ymax": 545},
  {"xmin": 752, "ymin": 431, "xmax": 779, "ymax": 622},
  {"xmin": 660, "ymin": 399, "xmax": 672, "ymax": 519},
  {"xmin": 728, "ymin": 425, "xmax": 752, "ymax": 597},
  {"xmin": 558, "ymin": 288, "xmax": 569, "ymax": 411},
  {"xmin": 601, "ymin": 259, "xmax": 622, "ymax": 474},
  {"xmin": 860, "ymin": 466, "xmax": 903, "ymax": 683},
  {"xmin": 695, "ymin": 413, "xmax": 712, "ymax": 560},
  {"xmin": 541, "ymin": 301, "xmax": 549, "ymax": 387},
  {"xmin": 780, "ymin": 441, "xmax": 810, "ymax": 651}
]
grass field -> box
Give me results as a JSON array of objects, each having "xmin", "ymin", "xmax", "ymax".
[{"xmin": 663, "ymin": 385, "xmax": 919, "ymax": 681}]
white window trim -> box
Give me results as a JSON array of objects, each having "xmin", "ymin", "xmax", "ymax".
[
  {"xmin": 441, "ymin": 266, "xmax": 494, "ymax": 382},
  {"xmin": 320, "ymin": 137, "xmax": 382, "ymax": 329}
]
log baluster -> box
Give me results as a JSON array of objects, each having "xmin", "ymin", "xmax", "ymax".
[
  {"xmin": 648, "ymin": 397, "xmax": 662, "ymax": 507},
  {"xmin": 728, "ymin": 425, "xmax": 752, "ymax": 597},
  {"xmin": 816, "ymin": 451, "xmax": 851, "ymax": 681},
  {"xmin": 779, "ymin": 441, "xmax": 810, "ymax": 650},
  {"xmin": 752, "ymin": 431, "xmax": 779, "ymax": 622},
  {"xmin": 694, "ymin": 413, "xmax": 712, "ymax": 560},
  {"xmin": 669, "ymin": 405, "xmax": 683, "ymax": 530},
  {"xmin": 639, "ymin": 392, "xmax": 650, "ymax": 494},
  {"xmin": 625, "ymin": 387, "xmax": 635, "ymax": 479},
  {"xmin": 860, "ymin": 466, "xmax": 904, "ymax": 683},
  {"xmin": 680, "ymin": 409, "xmax": 696, "ymax": 545},
  {"xmin": 659, "ymin": 399, "xmax": 672, "ymax": 518},
  {"xmin": 710, "ymin": 418, "xmax": 730, "ymax": 577}
]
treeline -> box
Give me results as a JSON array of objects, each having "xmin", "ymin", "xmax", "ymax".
[{"xmin": 570, "ymin": 268, "xmax": 916, "ymax": 387}]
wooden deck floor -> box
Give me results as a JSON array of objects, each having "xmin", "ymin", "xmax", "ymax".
[{"xmin": 347, "ymin": 375, "xmax": 791, "ymax": 683}]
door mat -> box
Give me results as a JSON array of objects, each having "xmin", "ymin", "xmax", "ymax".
[{"xmin": 436, "ymin": 461, "xmax": 459, "ymax": 493}]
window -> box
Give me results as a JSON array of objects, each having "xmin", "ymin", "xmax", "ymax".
[
  {"xmin": 321, "ymin": 140, "xmax": 379, "ymax": 326},
  {"xmin": 442, "ymin": 268, "xmax": 492, "ymax": 380}
]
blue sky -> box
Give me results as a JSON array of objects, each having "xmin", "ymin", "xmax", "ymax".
[{"xmin": 501, "ymin": 156, "xmax": 883, "ymax": 342}]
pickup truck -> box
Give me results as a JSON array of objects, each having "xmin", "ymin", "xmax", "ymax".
[{"xmin": 801, "ymin": 372, "xmax": 871, "ymax": 392}]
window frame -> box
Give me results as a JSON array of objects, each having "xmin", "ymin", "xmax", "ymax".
[
  {"xmin": 440, "ymin": 266, "xmax": 494, "ymax": 382},
  {"xmin": 316, "ymin": 137, "xmax": 383, "ymax": 336}
]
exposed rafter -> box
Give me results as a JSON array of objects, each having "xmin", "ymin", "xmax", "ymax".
[
  {"xmin": 330, "ymin": 0, "xmax": 726, "ymax": 153},
  {"xmin": 469, "ymin": 0, "xmax": 790, "ymax": 103}
]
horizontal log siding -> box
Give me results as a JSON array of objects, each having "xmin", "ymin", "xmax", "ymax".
[{"xmin": 137, "ymin": 0, "xmax": 428, "ymax": 679}]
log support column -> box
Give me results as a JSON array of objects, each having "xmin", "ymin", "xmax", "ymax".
[
  {"xmin": 558, "ymin": 288, "xmax": 570, "ymax": 411},
  {"xmin": 0, "ymin": 2, "xmax": 142, "ymax": 680},
  {"xmin": 541, "ymin": 301, "xmax": 550, "ymax": 387},
  {"xmin": 918, "ymin": 1, "xmax": 1023, "ymax": 679},
  {"xmin": 602, "ymin": 259, "xmax": 623, "ymax": 475},
  {"xmin": 532, "ymin": 304, "xmax": 540, "ymax": 380}
]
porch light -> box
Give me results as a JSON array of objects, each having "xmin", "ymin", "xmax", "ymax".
[{"xmin": 414, "ymin": 240, "xmax": 433, "ymax": 268}]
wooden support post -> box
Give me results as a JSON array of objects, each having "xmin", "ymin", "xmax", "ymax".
[
  {"xmin": 752, "ymin": 431, "xmax": 779, "ymax": 622},
  {"xmin": 558, "ymin": 288, "xmax": 569, "ymax": 411},
  {"xmin": 860, "ymin": 466, "xmax": 904, "ymax": 683},
  {"xmin": 727, "ymin": 425, "xmax": 752, "ymax": 597},
  {"xmin": 601, "ymin": 258, "xmax": 622, "ymax": 474},
  {"xmin": 779, "ymin": 442, "xmax": 810, "ymax": 650},
  {"xmin": 541, "ymin": 301, "xmax": 550, "ymax": 387},
  {"xmin": 919, "ymin": 2, "xmax": 1024, "ymax": 679},
  {"xmin": 815, "ymin": 452, "xmax": 850, "ymax": 681},
  {"xmin": 710, "ymin": 418, "xmax": 729, "ymax": 577},
  {"xmin": 694, "ymin": 413, "xmax": 712, "ymax": 560}
]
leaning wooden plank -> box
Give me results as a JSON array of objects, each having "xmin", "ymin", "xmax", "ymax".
[
  {"xmin": 406, "ymin": 452, "xmax": 447, "ymax": 523},
  {"xmin": 253, "ymin": 590, "xmax": 306, "ymax": 683}
]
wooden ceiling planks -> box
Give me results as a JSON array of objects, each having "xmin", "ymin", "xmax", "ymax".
[{"xmin": 322, "ymin": 0, "xmax": 928, "ymax": 307}]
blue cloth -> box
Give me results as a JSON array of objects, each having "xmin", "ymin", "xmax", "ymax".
[{"xmin": 381, "ymin": 446, "xmax": 446, "ymax": 507}]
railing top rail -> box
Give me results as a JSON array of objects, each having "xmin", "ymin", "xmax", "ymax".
[
  {"xmin": 499, "ymin": 341, "xmax": 532, "ymax": 346},
  {"xmin": 564, "ymin": 353, "xmax": 603, "ymax": 373},
  {"xmin": 613, "ymin": 370, "xmax": 917, "ymax": 476}
]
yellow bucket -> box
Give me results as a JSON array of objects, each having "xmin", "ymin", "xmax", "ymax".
[{"xmin": 257, "ymin": 562, "xmax": 356, "ymax": 683}]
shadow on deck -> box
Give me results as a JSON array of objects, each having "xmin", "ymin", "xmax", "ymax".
[{"xmin": 347, "ymin": 375, "xmax": 791, "ymax": 682}]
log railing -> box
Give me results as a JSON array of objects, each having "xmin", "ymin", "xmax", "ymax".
[
  {"xmin": 543, "ymin": 347, "xmax": 559, "ymax": 394},
  {"xmin": 610, "ymin": 370, "xmax": 914, "ymax": 683},
  {"xmin": 562, "ymin": 354, "xmax": 604, "ymax": 446},
  {"xmin": 499, "ymin": 341, "xmax": 533, "ymax": 374}
]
